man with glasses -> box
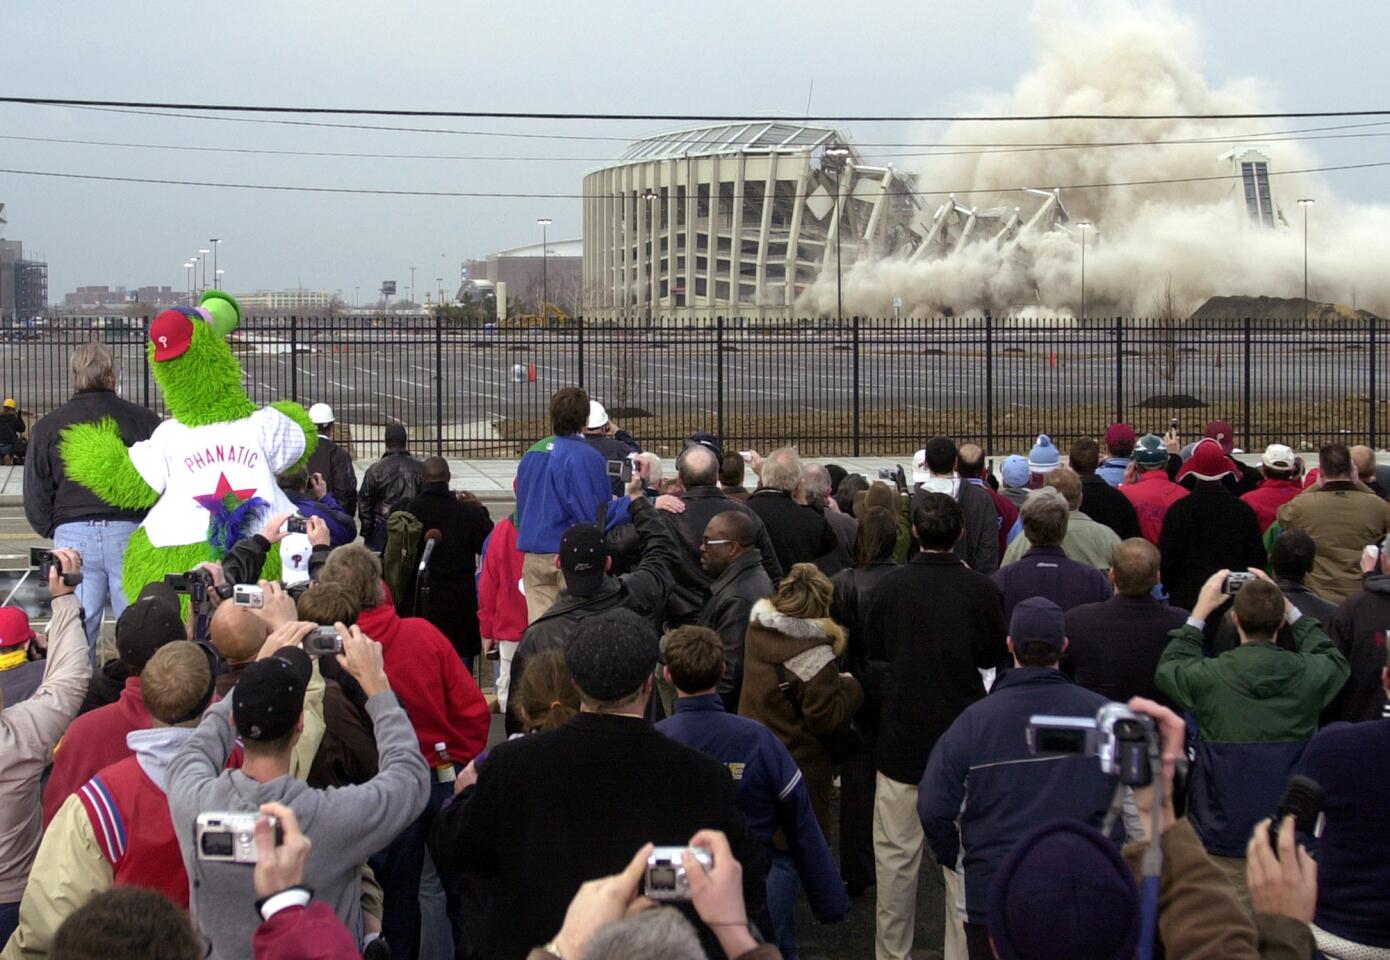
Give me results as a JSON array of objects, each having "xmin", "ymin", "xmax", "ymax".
[{"xmin": 696, "ymin": 511, "xmax": 775, "ymax": 711}]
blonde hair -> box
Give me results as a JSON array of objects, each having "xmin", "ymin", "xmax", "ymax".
[
  {"xmin": 772, "ymin": 562, "xmax": 833, "ymax": 619},
  {"xmin": 70, "ymin": 340, "xmax": 117, "ymax": 392},
  {"xmin": 321, "ymin": 544, "xmax": 386, "ymax": 608},
  {"xmin": 142, "ymin": 642, "xmax": 211, "ymax": 726}
]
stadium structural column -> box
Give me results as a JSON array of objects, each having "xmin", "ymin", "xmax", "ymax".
[
  {"xmin": 716, "ymin": 315, "xmax": 725, "ymax": 442},
  {"xmin": 434, "ymin": 314, "xmax": 444, "ymax": 457},
  {"xmin": 1242, "ymin": 315, "xmax": 1253, "ymax": 450},
  {"xmin": 577, "ymin": 314, "xmax": 585, "ymax": 390},
  {"xmin": 852, "ymin": 315, "xmax": 861, "ymax": 456},
  {"xmin": 985, "ymin": 314, "xmax": 995, "ymax": 457},
  {"xmin": 1114, "ymin": 316, "xmax": 1124, "ymax": 426}
]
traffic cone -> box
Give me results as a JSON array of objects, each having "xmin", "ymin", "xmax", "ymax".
[
  {"xmin": 527, "ymin": 360, "xmax": 537, "ymax": 383},
  {"xmin": 1214, "ymin": 349, "xmax": 1223, "ymax": 368},
  {"xmin": 1047, "ymin": 349, "xmax": 1057, "ymax": 369}
]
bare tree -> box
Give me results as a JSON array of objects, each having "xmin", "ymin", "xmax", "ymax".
[{"xmin": 1149, "ymin": 274, "xmax": 1190, "ymax": 384}]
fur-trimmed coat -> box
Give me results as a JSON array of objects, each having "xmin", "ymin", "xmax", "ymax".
[{"xmin": 738, "ymin": 598, "xmax": 863, "ymax": 832}]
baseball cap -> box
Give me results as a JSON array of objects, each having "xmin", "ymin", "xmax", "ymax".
[
  {"xmin": 1261, "ymin": 443, "xmax": 1296, "ymax": 471},
  {"xmin": 987, "ymin": 820, "xmax": 1141, "ymax": 960},
  {"xmin": 564, "ymin": 609, "xmax": 659, "ymax": 702},
  {"xmin": 1177, "ymin": 437, "xmax": 1240, "ymax": 482},
  {"xmin": 0, "ymin": 606, "xmax": 35, "ymax": 649},
  {"xmin": 586, "ymin": 400, "xmax": 610, "ymax": 430},
  {"xmin": 1027, "ymin": 435, "xmax": 1061, "ymax": 474},
  {"xmin": 149, "ymin": 308, "xmax": 196, "ymax": 361},
  {"xmin": 1000, "ymin": 454, "xmax": 1030, "ymax": 488},
  {"xmin": 684, "ymin": 432, "xmax": 723, "ymax": 461},
  {"xmin": 911, "ymin": 449, "xmax": 931, "ymax": 485},
  {"xmin": 116, "ymin": 583, "xmax": 188, "ymax": 673},
  {"xmin": 307, "ymin": 403, "xmax": 334, "ymax": 425},
  {"xmin": 559, "ymin": 523, "xmax": 608, "ymax": 597},
  {"xmin": 1103, "ymin": 423, "xmax": 1136, "ymax": 451},
  {"xmin": 1204, "ymin": 419, "xmax": 1237, "ymax": 455},
  {"xmin": 1133, "ymin": 434, "xmax": 1169, "ymax": 467},
  {"xmin": 233, "ymin": 647, "xmax": 312, "ymax": 742},
  {"xmin": 1009, "ymin": 597, "xmax": 1066, "ymax": 654}
]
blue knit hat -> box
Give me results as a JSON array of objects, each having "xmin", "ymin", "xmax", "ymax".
[
  {"xmin": 987, "ymin": 820, "xmax": 1140, "ymax": 960},
  {"xmin": 1000, "ymin": 455, "xmax": 1030, "ymax": 488},
  {"xmin": 1027, "ymin": 435, "xmax": 1061, "ymax": 474}
]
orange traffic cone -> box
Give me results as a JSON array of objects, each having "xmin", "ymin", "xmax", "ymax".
[
  {"xmin": 1047, "ymin": 350, "xmax": 1058, "ymax": 369},
  {"xmin": 527, "ymin": 360, "xmax": 537, "ymax": 383}
]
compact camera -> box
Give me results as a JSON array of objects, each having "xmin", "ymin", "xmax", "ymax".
[
  {"xmin": 232, "ymin": 584, "xmax": 264, "ymax": 608},
  {"xmin": 1028, "ymin": 704, "xmax": 1155, "ymax": 787},
  {"xmin": 285, "ymin": 516, "xmax": 308, "ymax": 535},
  {"xmin": 195, "ymin": 812, "xmax": 281, "ymax": 863},
  {"xmin": 1223, "ymin": 571, "xmax": 1257, "ymax": 595},
  {"xmin": 303, "ymin": 625, "xmax": 344, "ymax": 657},
  {"xmin": 643, "ymin": 846, "xmax": 713, "ymax": 901},
  {"xmin": 30, "ymin": 547, "xmax": 83, "ymax": 587}
]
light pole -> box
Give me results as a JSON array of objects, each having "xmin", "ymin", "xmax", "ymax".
[
  {"xmin": 437, "ymin": 277, "xmax": 444, "ymax": 307},
  {"xmin": 1076, "ymin": 220, "xmax": 1091, "ymax": 322},
  {"xmin": 184, "ymin": 261, "xmax": 194, "ymax": 303},
  {"xmin": 642, "ymin": 189, "xmax": 656, "ymax": 320},
  {"xmin": 209, "ymin": 238, "xmax": 221, "ymax": 289},
  {"xmin": 198, "ymin": 249, "xmax": 210, "ymax": 293},
  {"xmin": 410, "ymin": 266, "xmax": 416, "ymax": 307},
  {"xmin": 215, "ymin": 269, "xmax": 224, "ymax": 293},
  {"xmin": 536, "ymin": 217, "xmax": 552, "ymax": 315},
  {"xmin": 1297, "ymin": 198, "xmax": 1314, "ymax": 323},
  {"xmin": 824, "ymin": 144, "xmax": 852, "ymax": 324}
]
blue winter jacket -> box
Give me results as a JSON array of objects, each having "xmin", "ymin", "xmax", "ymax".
[
  {"xmin": 286, "ymin": 490, "xmax": 357, "ymax": 547},
  {"xmin": 918, "ymin": 668, "xmax": 1118, "ymax": 925},
  {"xmin": 658, "ymin": 694, "xmax": 848, "ymax": 923},
  {"xmin": 1096, "ymin": 457, "xmax": 1131, "ymax": 486},
  {"xmin": 515, "ymin": 434, "xmax": 630, "ymax": 554}
]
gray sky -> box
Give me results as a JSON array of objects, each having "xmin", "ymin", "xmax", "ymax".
[{"xmin": 2, "ymin": 0, "xmax": 1387, "ymax": 302}]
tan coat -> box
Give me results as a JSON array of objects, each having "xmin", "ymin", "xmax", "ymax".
[
  {"xmin": 737, "ymin": 599, "xmax": 863, "ymax": 832},
  {"xmin": 1277, "ymin": 482, "xmax": 1390, "ymax": 602}
]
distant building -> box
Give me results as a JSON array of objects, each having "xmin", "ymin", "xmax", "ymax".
[
  {"xmin": 465, "ymin": 239, "xmax": 582, "ymax": 315},
  {"xmin": 62, "ymin": 285, "xmax": 180, "ymax": 310},
  {"xmin": 0, "ymin": 239, "xmax": 48, "ymax": 322},
  {"xmin": 235, "ymin": 289, "xmax": 333, "ymax": 311},
  {"xmin": 1219, "ymin": 145, "xmax": 1288, "ymax": 229}
]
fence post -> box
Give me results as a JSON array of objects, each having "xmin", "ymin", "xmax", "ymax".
[
  {"xmin": 1114, "ymin": 316, "xmax": 1124, "ymax": 426},
  {"xmin": 1242, "ymin": 315, "xmax": 1253, "ymax": 450},
  {"xmin": 142, "ymin": 315, "xmax": 151, "ymax": 408},
  {"xmin": 984, "ymin": 314, "xmax": 995, "ymax": 457},
  {"xmin": 715, "ymin": 315, "xmax": 726, "ymax": 443},
  {"xmin": 576, "ymin": 315, "xmax": 585, "ymax": 389},
  {"xmin": 434, "ymin": 313, "xmax": 445, "ymax": 457},
  {"xmin": 289, "ymin": 316, "xmax": 298, "ymax": 404},
  {"xmin": 852, "ymin": 315, "xmax": 862, "ymax": 457},
  {"xmin": 1370, "ymin": 314, "xmax": 1379, "ymax": 449}
]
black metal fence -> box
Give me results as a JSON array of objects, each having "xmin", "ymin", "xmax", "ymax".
[{"xmin": 3, "ymin": 314, "xmax": 1382, "ymax": 458}]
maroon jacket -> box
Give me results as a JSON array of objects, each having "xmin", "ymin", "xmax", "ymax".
[
  {"xmin": 1241, "ymin": 477, "xmax": 1302, "ymax": 532},
  {"xmin": 253, "ymin": 902, "xmax": 359, "ymax": 960},
  {"xmin": 43, "ymin": 677, "xmax": 150, "ymax": 826}
]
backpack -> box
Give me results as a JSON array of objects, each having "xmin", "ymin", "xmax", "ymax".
[{"xmin": 382, "ymin": 510, "xmax": 423, "ymax": 614}]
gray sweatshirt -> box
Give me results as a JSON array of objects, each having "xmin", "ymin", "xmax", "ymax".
[{"xmin": 165, "ymin": 691, "xmax": 429, "ymax": 960}]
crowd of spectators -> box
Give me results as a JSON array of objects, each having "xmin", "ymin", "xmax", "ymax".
[{"xmin": 1, "ymin": 361, "xmax": 1387, "ymax": 960}]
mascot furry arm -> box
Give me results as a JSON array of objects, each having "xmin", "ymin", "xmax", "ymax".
[{"xmin": 60, "ymin": 291, "xmax": 317, "ymax": 603}]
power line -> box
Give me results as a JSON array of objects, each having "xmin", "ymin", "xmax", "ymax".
[
  {"xmin": 0, "ymin": 134, "xmax": 611, "ymax": 163},
  {"xmin": 6, "ymin": 94, "xmax": 1390, "ymax": 122},
  {"xmin": 1, "ymin": 158, "xmax": 1384, "ymax": 201}
]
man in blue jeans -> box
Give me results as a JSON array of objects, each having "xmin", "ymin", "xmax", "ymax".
[{"xmin": 24, "ymin": 341, "xmax": 161, "ymax": 658}]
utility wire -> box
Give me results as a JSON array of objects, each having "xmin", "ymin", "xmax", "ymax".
[{"xmin": 5, "ymin": 94, "xmax": 1390, "ymax": 122}]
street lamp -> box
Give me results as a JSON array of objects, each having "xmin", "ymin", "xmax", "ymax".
[
  {"xmin": 823, "ymin": 144, "xmax": 852, "ymax": 325},
  {"xmin": 410, "ymin": 266, "xmax": 416, "ymax": 307},
  {"xmin": 536, "ymin": 218, "xmax": 552, "ymax": 315},
  {"xmin": 198, "ymin": 249, "xmax": 210, "ymax": 293},
  {"xmin": 1076, "ymin": 220, "xmax": 1092, "ymax": 322},
  {"xmin": 184, "ymin": 261, "xmax": 195, "ymax": 303},
  {"xmin": 1297, "ymin": 198, "xmax": 1315, "ymax": 324},
  {"xmin": 209, "ymin": 238, "xmax": 221, "ymax": 289},
  {"xmin": 437, "ymin": 277, "xmax": 444, "ymax": 307}
]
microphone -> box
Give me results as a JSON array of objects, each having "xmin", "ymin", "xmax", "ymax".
[{"xmin": 419, "ymin": 529, "xmax": 442, "ymax": 575}]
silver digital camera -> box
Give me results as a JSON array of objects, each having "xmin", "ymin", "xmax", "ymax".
[
  {"xmin": 643, "ymin": 846, "xmax": 713, "ymax": 901},
  {"xmin": 1027, "ymin": 703, "xmax": 1154, "ymax": 786},
  {"xmin": 232, "ymin": 583, "xmax": 264, "ymax": 608},
  {"xmin": 195, "ymin": 812, "xmax": 280, "ymax": 863}
]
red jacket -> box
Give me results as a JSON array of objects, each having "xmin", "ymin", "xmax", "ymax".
[
  {"xmin": 76, "ymin": 755, "xmax": 188, "ymax": 907},
  {"xmin": 43, "ymin": 677, "xmax": 150, "ymax": 826},
  {"xmin": 1120, "ymin": 471, "xmax": 1190, "ymax": 545},
  {"xmin": 477, "ymin": 517, "xmax": 527, "ymax": 644},
  {"xmin": 971, "ymin": 479, "xmax": 1019, "ymax": 559},
  {"xmin": 357, "ymin": 599, "xmax": 490, "ymax": 765},
  {"xmin": 1242, "ymin": 478, "xmax": 1302, "ymax": 532},
  {"xmin": 253, "ymin": 902, "xmax": 359, "ymax": 960}
]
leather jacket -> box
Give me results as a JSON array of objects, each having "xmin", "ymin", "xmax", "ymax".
[{"xmin": 357, "ymin": 450, "xmax": 424, "ymax": 534}]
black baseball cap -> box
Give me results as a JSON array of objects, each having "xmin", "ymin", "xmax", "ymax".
[
  {"xmin": 116, "ymin": 583, "xmax": 187, "ymax": 674},
  {"xmin": 559, "ymin": 523, "xmax": 608, "ymax": 597},
  {"xmin": 684, "ymin": 432, "xmax": 723, "ymax": 461},
  {"xmin": 1009, "ymin": 597, "xmax": 1067, "ymax": 655},
  {"xmin": 232, "ymin": 647, "xmax": 312, "ymax": 742}
]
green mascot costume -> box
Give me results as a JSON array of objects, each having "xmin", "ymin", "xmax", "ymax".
[{"xmin": 60, "ymin": 291, "xmax": 318, "ymax": 603}]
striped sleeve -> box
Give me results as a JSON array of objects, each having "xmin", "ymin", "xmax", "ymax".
[{"xmin": 76, "ymin": 776, "xmax": 127, "ymax": 866}]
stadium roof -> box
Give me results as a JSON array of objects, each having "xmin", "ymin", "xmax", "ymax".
[
  {"xmin": 617, "ymin": 123, "xmax": 842, "ymax": 162},
  {"xmin": 491, "ymin": 238, "xmax": 582, "ymax": 258}
]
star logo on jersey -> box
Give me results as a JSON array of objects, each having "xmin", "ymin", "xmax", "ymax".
[{"xmin": 192, "ymin": 472, "xmax": 257, "ymax": 512}]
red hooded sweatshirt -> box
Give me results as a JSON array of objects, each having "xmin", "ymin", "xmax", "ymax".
[
  {"xmin": 43, "ymin": 677, "xmax": 151, "ymax": 826},
  {"xmin": 477, "ymin": 516, "xmax": 527, "ymax": 644},
  {"xmin": 356, "ymin": 599, "xmax": 490, "ymax": 765}
]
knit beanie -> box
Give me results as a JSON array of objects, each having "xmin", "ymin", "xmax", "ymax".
[
  {"xmin": 1027, "ymin": 436, "xmax": 1061, "ymax": 474},
  {"xmin": 1000, "ymin": 455, "xmax": 1030, "ymax": 488},
  {"xmin": 987, "ymin": 820, "xmax": 1141, "ymax": 960}
]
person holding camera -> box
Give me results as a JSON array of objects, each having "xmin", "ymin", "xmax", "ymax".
[
  {"xmin": 918, "ymin": 597, "xmax": 1120, "ymax": 960},
  {"xmin": 277, "ymin": 466, "xmax": 356, "ymax": 548},
  {"xmin": 3, "ymin": 641, "xmax": 214, "ymax": 959},
  {"xmin": 0, "ymin": 607, "xmax": 48, "ymax": 710},
  {"xmin": 1156, "ymin": 568, "xmax": 1349, "ymax": 909},
  {"xmin": 165, "ymin": 623, "xmax": 430, "ymax": 960},
  {"xmin": 0, "ymin": 548, "xmax": 88, "ymax": 944}
]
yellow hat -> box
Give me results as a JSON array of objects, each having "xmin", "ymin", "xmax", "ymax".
[{"xmin": 2, "ymin": 399, "xmax": 14, "ymax": 409}]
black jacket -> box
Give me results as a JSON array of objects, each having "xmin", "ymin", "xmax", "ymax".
[
  {"xmin": 865, "ymin": 552, "xmax": 1010, "ymax": 785},
  {"xmin": 660, "ymin": 485, "xmax": 783, "ymax": 623},
  {"xmin": 307, "ymin": 433, "xmax": 358, "ymax": 519},
  {"xmin": 1079, "ymin": 473, "xmax": 1142, "ymax": 541},
  {"xmin": 746, "ymin": 489, "xmax": 838, "ymax": 572},
  {"xmin": 24, "ymin": 389, "xmax": 162, "ymax": 536},
  {"xmin": 430, "ymin": 712, "xmax": 768, "ymax": 960},
  {"xmin": 583, "ymin": 432, "xmax": 640, "ymax": 497},
  {"xmin": 357, "ymin": 449, "xmax": 423, "ymax": 534},
  {"xmin": 1063, "ymin": 593, "xmax": 1189, "ymax": 707},
  {"xmin": 0, "ymin": 412, "xmax": 25, "ymax": 446},
  {"xmin": 830, "ymin": 559, "xmax": 900, "ymax": 737},
  {"xmin": 1324, "ymin": 575, "xmax": 1390, "ymax": 722},
  {"xmin": 402, "ymin": 483, "xmax": 495, "ymax": 659},
  {"xmin": 509, "ymin": 497, "xmax": 678, "ymax": 725},
  {"xmin": 1158, "ymin": 480, "xmax": 1266, "ymax": 611},
  {"xmin": 912, "ymin": 479, "xmax": 1001, "ymax": 575},
  {"xmin": 697, "ymin": 548, "xmax": 775, "ymax": 711}
]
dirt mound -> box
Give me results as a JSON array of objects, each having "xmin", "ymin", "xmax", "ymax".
[
  {"xmin": 1190, "ymin": 296, "xmax": 1383, "ymax": 324},
  {"xmin": 1132, "ymin": 394, "xmax": 1208, "ymax": 410}
]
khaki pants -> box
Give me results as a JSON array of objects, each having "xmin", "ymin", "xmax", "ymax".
[
  {"xmin": 873, "ymin": 773, "xmax": 924, "ymax": 960},
  {"xmin": 942, "ymin": 865, "xmax": 968, "ymax": 960},
  {"xmin": 522, "ymin": 552, "xmax": 561, "ymax": 623},
  {"xmin": 1210, "ymin": 853, "xmax": 1254, "ymax": 917}
]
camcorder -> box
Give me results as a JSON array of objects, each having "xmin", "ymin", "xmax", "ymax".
[
  {"xmin": 30, "ymin": 547, "xmax": 83, "ymax": 587},
  {"xmin": 642, "ymin": 846, "xmax": 713, "ymax": 902},
  {"xmin": 165, "ymin": 567, "xmax": 231, "ymax": 602},
  {"xmin": 1223, "ymin": 571, "xmax": 1257, "ymax": 595},
  {"xmin": 606, "ymin": 458, "xmax": 633, "ymax": 484},
  {"xmin": 303, "ymin": 625, "xmax": 344, "ymax": 658},
  {"xmin": 1028, "ymin": 704, "xmax": 1155, "ymax": 787},
  {"xmin": 1272, "ymin": 776, "xmax": 1323, "ymax": 856},
  {"xmin": 195, "ymin": 812, "xmax": 281, "ymax": 863}
]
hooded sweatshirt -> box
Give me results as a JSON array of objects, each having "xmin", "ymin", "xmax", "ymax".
[{"xmin": 1324, "ymin": 573, "xmax": 1390, "ymax": 723}]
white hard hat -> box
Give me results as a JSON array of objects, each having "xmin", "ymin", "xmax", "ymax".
[
  {"xmin": 308, "ymin": 403, "xmax": 334, "ymax": 425},
  {"xmin": 586, "ymin": 400, "xmax": 609, "ymax": 430}
]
